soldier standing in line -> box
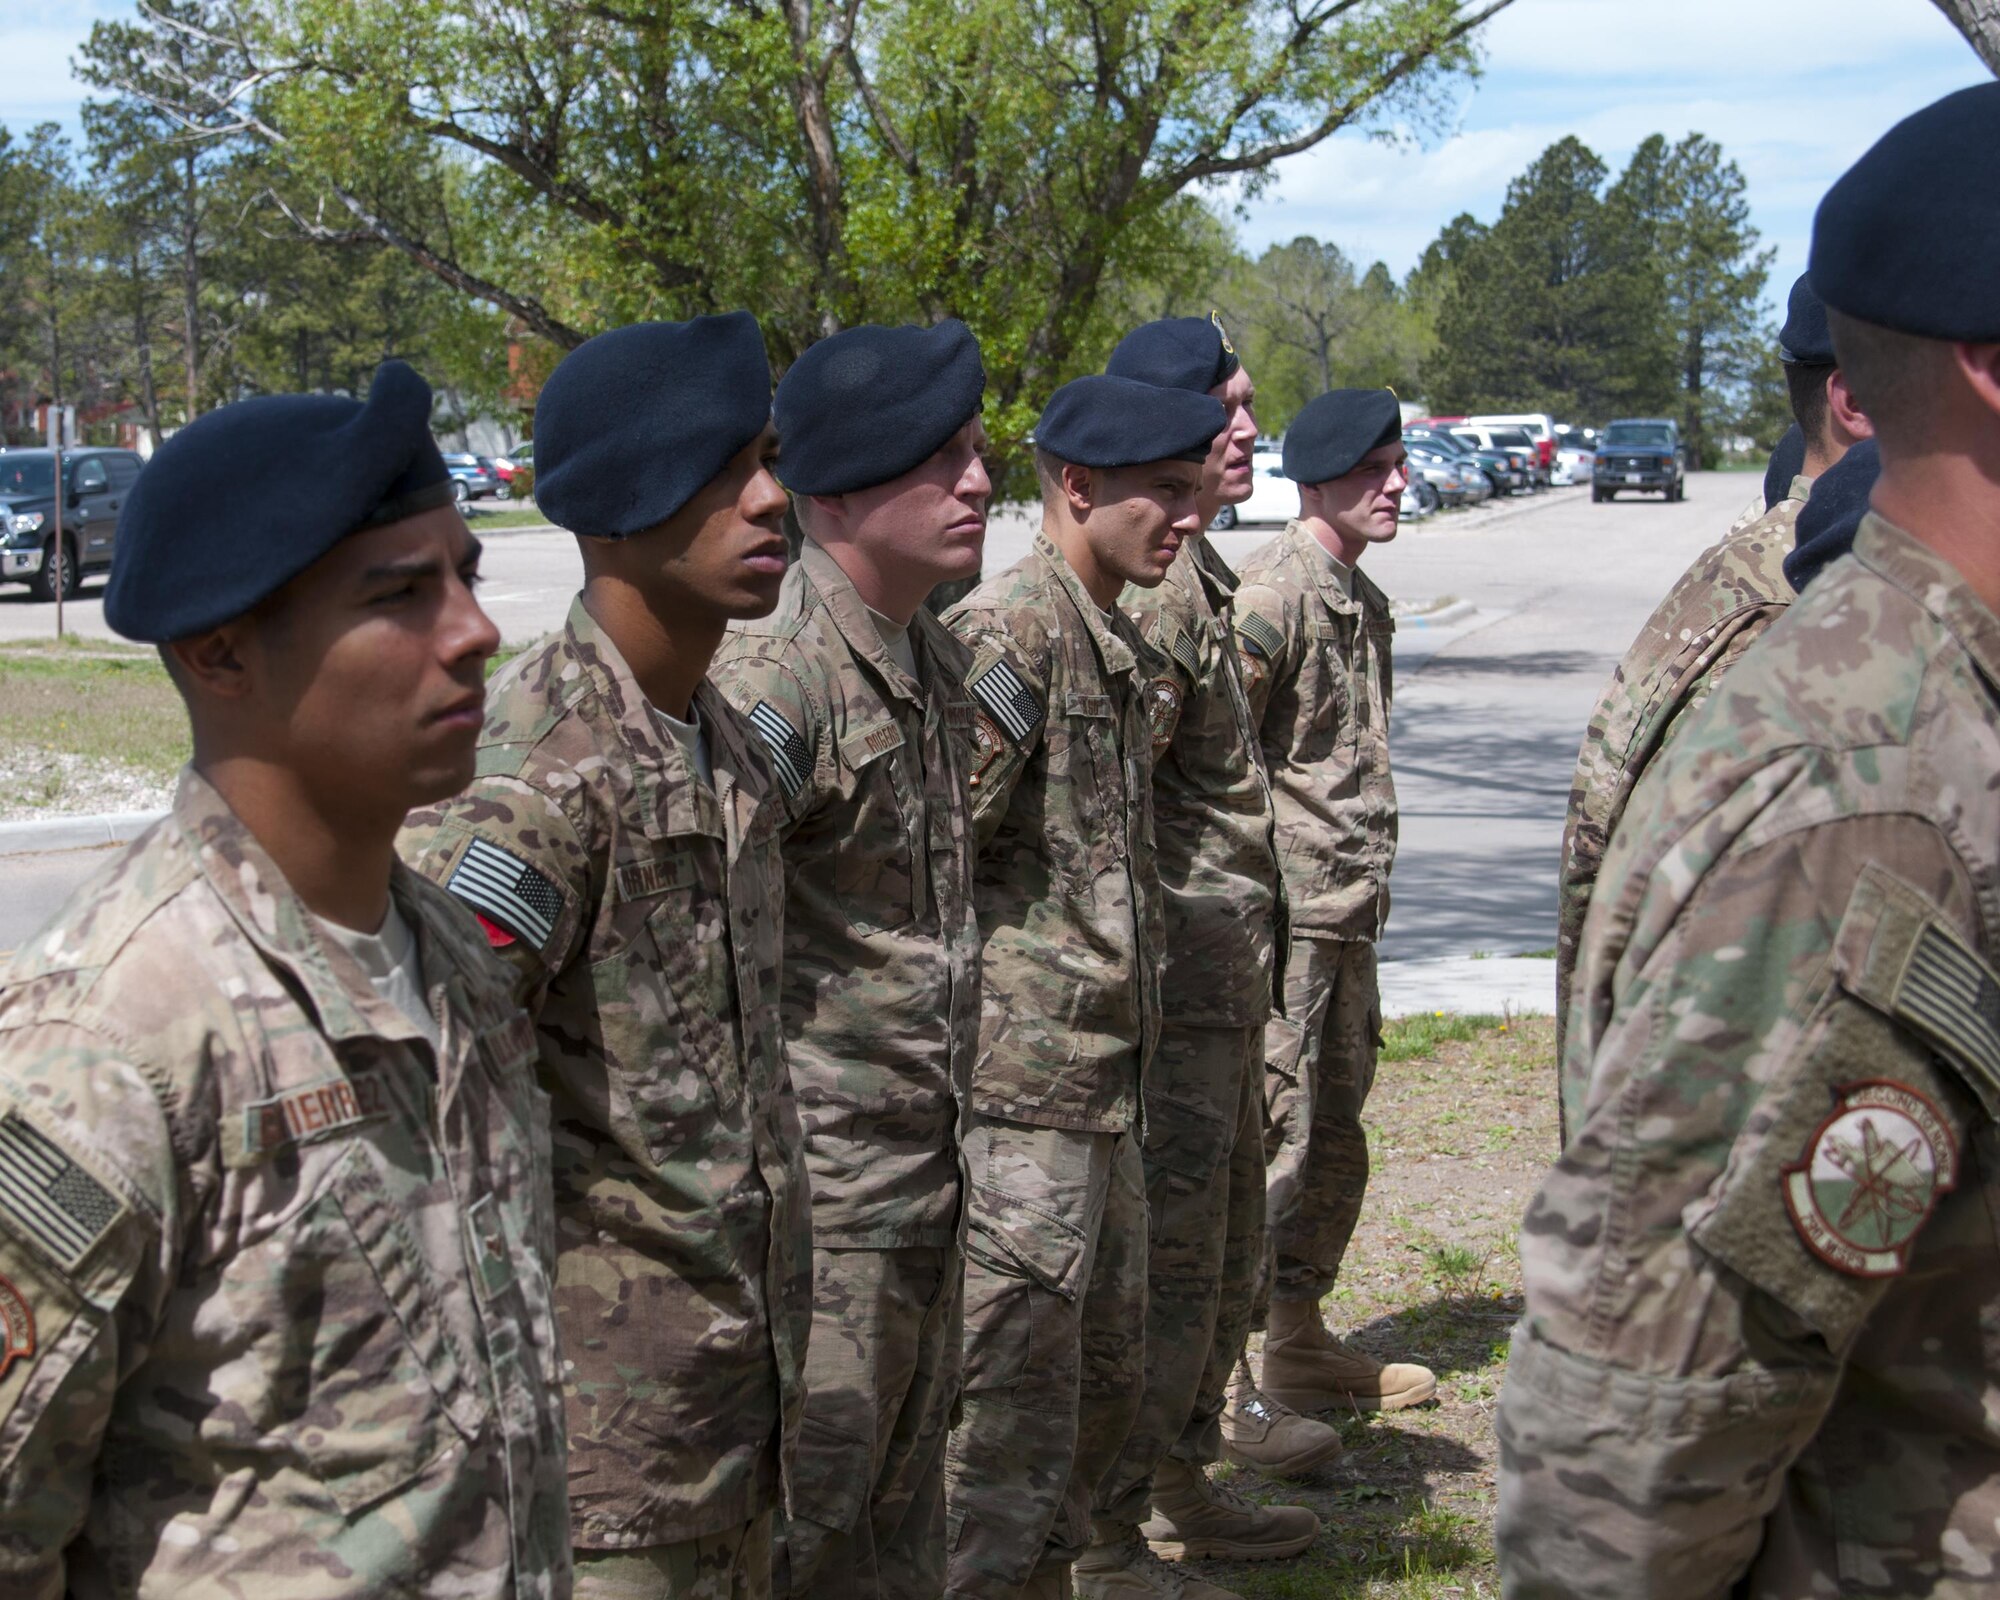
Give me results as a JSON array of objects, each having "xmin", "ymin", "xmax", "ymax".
[
  {"xmin": 1079, "ymin": 316, "xmax": 1328, "ymax": 1600},
  {"xmin": 940, "ymin": 375, "xmax": 1222, "ymax": 1600},
  {"xmin": 0, "ymin": 364, "xmax": 570, "ymax": 1598},
  {"xmin": 1498, "ymin": 82, "xmax": 2000, "ymax": 1596},
  {"xmin": 1553, "ymin": 274, "xmax": 1874, "ymax": 1097},
  {"xmin": 709, "ymin": 321, "xmax": 989, "ymax": 1596},
  {"xmin": 1226, "ymin": 390, "xmax": 1438, "ymax": 1422},
  {"xmin": 399, "ymin": 316, "xmax": 811, "ymax": 1599}
]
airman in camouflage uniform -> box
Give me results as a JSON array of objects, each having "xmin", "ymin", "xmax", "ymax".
[
  {"xmin": 1554, "ymin": 273, "xmax": 1873, "ymax": 1097},
  {"xmin": 1499, "ymin": 82, "xmax": 2000, "ymax": 1597},
  {"xmin": 1229, "ymin": 391, "xmax": 1436, "ymax": 1418},
  {"xmin": 1084, "ymin": 318, "xmax": 1325, "ymax": 1598},
  {"xmin": 0, "ymin": 366, "xmax": 570, "ymax": 1599},
  {"xmin": 941, "ymin": 374, "xmax": 1220, "ymax": 1600},
  {"xmin": 401, "ymin": 317, "xmax": 811, "ymax": 1599},
  {"xmin": 710, "ymin": 320, "xmax": 990, "ymax": 1598}
]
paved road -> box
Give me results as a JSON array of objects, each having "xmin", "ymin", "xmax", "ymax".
[{"xmin": 0, "ymin": 476, "xmax": 1757, "ymax": 972}]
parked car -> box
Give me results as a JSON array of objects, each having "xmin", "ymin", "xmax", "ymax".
[
  {"xmin": 1406, "ymin": 443, "xmax": 1478, "ymax": 508},
  {"xmin": 1406, "ymin": 428, "xmax": 1513, "ymax": 495},
  {"xmin": 1593, "ymin": 418, "xmax": 1685, "ymax": 501},
  {"xmin": 443, "ymin": 452, "xmax": 507, "ymax": 502},
  {"xmin": 1552, "ymin": 445, "xmax": 1595, "ymax": 486},
  {"xmin": 0, "ymin": 446, "xmax": 144, "ymax": 601},
  {"xmin": 1452, "ymin": 424, "xmax": 1547, "ymax": 487},
  {"xmin": 1211, "ymin": 450, "xmax": 1298, "ymax": 528},
  {"xmin": 1399, "ymin": 481, "xmax": 1432, "ymax": 521},
  {"xmin": 1468, "ymin": 411, "xmax": 1557, "ymax": 475},
  {"xmin": 491, "ymin": 443, "xmax": 533, "ymax": 488}
]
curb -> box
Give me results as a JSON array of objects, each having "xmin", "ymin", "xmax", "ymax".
[
  {"xmin": 1399, "ymin": 599, "xmax": 1476, "ymax": 629},
  {"xmin": 0, "ymin": 810, "xmax": 165, "ymax": 858}
]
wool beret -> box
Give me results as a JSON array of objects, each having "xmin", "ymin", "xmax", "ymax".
[
  {"xmin": 1785, "ymin": 439, "xmax": 1879, "ymax": 594},
  {"xmin": 534, "ymin": 313, "xmax": 772, "ymax": 539},
  {"xmin": 1282, "ymin": 389, "xmax": 1403, "ymax": 484},
  {"xmin": 1778, "ymin": 275, "xmax": 1834, "ymax": 366},
  {"xmin": 775, "ymin": 320, "xmax": 986, "ymax": 495},
  {"xmin": 1810, "ymin": 82, "xmax": 2000, "ymax": 340},
  {"xmin": 1763, "ymin": 423, "xmax": 1807, "ymax": 511},
  {"xmin": 1104, "ymin": 313, "xmax": 1241, "ymax": 393},
  {"xmin": 1034, "ymin": 375, "xmax": 1226, "ymax": 468},
  {"xmin": 104, "ymin": 361, "xmax": 451, "ymax": 642}
]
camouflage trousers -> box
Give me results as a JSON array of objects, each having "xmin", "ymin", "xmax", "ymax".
[
  {"xmin": 573, "ymin": 1513, "xmax": 774, "ymax": 1600},
  {"xmin": 944, "ymin": 1116, "xmax": 1149, "ymax": 1598},
  {"xmin": 776, "ymin": 1244, "xmax": 962, "ymax": 1599},
  {"xmin": 1093, "ymin": 1024, "xmax": 1266, "ymax": 1531},
  {"xmin": 1258, "ymin": 937, "xmax": 1380, "ymax": 1312}
]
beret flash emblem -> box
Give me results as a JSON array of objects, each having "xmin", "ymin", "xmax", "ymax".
[{"xmin": 1783, "ymin": 1080, "xmax": 1957, "ymax": 1277}]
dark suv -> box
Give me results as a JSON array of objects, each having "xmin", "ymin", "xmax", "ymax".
[
  {"xmin": 0, "ymin": 447, "xmax": 145, "ymax": 600},
  {"xmin": 1593, "ymin": 419, "xmax": 1684, "ymax": 502}
]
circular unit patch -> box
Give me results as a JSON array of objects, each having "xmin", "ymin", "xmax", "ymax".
[
  {"xmin": 1783, "ymin": 1080, "xmax": 1958, "ymax": 1278},
  {"xmin": 1144, "ymin": 677, "xmax": 1184, "ymax": 756},
  {"xmin": 969, "ymin": 712, "xmax": 1007, "ymax": 789},
  {"xmin": 0, "ymin": 1273, "xmax": 34, "ymax": 1379}
]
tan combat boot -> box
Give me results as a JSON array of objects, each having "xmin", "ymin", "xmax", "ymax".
[
  {"xmin": 1219, "ymin": 1357, "xmax": 1345, "ymax": 1475},
  {"xmin": 1140, "ymin": 1458, "xmax": 1320, "ymax": 1562},
  {"xmin": 1259, "ymin": 1300, "xmax": 1437, "ymax": 1413},
  {"xmin": 1074, "ymin": 1526, "xmax": 1243, "ymax": 1599}
]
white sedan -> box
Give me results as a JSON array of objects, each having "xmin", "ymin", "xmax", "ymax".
[{"xmin": 1216, "ymin": 452, "xmax": 1299, "ymax": 527}]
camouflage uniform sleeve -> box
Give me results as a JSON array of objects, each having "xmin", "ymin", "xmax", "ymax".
[
  {"xmin": 1499, "ymin": 816, "xmax": 1991, "ymax": 1598},
  {"xmin": 397, "ymin": 776, "xmax": 593, "ymax": 1012},
  {"xmin": 0, "ymin": 1039, "xmax": 180, "ymax": 1595},
  {"xmin": 1230, "ymin": 581, "xmax": 1291, "ymax": 731},
  {"xmin": 708, "ymin": 652, "xmax": 828, "ymax": 836},
  {"xmin": 946, "ymin": 621, "xmax": 1051, "ymax": 851}
]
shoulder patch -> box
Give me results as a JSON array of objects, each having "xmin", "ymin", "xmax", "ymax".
[
  {"xmin": 447, "ymin": 837, "xmax": 564, "ymax": 951},
  {"xmin": 1237, "ymin": 611, "xmax": 1284, "ymax": 661},
  {"xmin": 968, "ymin": 657, "xmax": 1044, "ymax": 746},
  {"xmin": 747, "ymin": 701, "xmax": 814, "ymax": 798},
  {"xmin": 1165, "ymin": 625, "xmax": 1201, "ymax": 680},
  {"xmin": 1892, "ymin": 922, "xmax": 2000, "ymax": 1109},
  {"xmin": 0, "ymin": 1114, "xmax": 123, "ymax": 1271},
  {"xmin": 1144, "ymin": 676, "xmax": 1184, "ymax": 756},
  {"xmin": 0, "ymin": 1272, "xmax": 31, "ymax": 1378},
  {"xmin": 1783, "ymin": 1080, "xmax": 1957, "ymax": 1277}
]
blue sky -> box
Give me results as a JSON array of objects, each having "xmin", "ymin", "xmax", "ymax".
[{"xmin": 5, "ymin": 0, "xmax": 1988, "ymax": 319}]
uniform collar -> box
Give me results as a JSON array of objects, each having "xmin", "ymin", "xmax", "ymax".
[
  {"xmin": 1789, "ymin": 472, "xmax": 1816, "ymax": 506},
  {"xmin": 1034, "ymin": 529, "xmax": 1141, "ymax": 681},
  {"xmin": 800, "ymin": 537, "xmax": 923, "ymax": 705},
  {"xmin": 1854, "ymin": 513, "xmax": 2000, "ymax": 695},
  {"xmin": 1188, "ymin": 533, "xmax": 1240, "ymax": 609},
  {"xmin": 1283, "ymin": 518, "xmax": 1361, "ymax": 615},
  {"xmin": 171, "ymin": 767, "xmax": 453, "ymax": 1050}
]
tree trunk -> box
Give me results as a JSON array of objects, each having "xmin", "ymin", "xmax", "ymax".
[
  {"xmin": 1931, "ymin": 0, "xmax": 2000, "ymax": 73},
  {"xmin": 130, "ymin": 243, "xmax": 164, "ymax": 449},
  {"xmin": 181, "ymin": 146, "xmax": 200, "ymax": 419}
]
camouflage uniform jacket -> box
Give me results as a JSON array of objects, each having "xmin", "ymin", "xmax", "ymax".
[
  {"xmin": 1233, "ymin": 520, "xmax": 1397, "ymax": 942},
  {"xmin": 1554, "ymin": 474, "xmax": 1812, "ymax": 1089},
  {"xmin": 0, "ymin": 771, "xmax": 569, "ymax": 1600},
  {"xmin": 944, "ymin": 531, "xmax": 1168, "ymax": 1134},
  {"xmin": 711, "ymin": 539, "xmax": 980, "ymax": 1249},
  {"xmin": 398, "ymin": 596, "xmax": 811, "ymax": 1549},
  {"xmin": 1499, "ymin": 516, "xmax": 2000, "ymax": 1598},
  {"xmin": 1122, "ymin": 533, "xmax": 1284, "ymax": 1028}
]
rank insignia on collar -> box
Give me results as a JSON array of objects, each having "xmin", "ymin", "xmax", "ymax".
[
  {"xmin": 1144, "ymin": 676, "xmax": 1183, "ymax": 757},
  {"xmin": 1783, "ymin": 1080, "xmax": 1957, "ymax": 1278}
]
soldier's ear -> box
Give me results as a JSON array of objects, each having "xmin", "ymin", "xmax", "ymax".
[
  {"xmin": 1060, "ymin": 461, "xmax": 1096, "ymax": 517},
  {"xmin": 1951, "ymin": 341, "xmax": 2000, "ymax": 427},
  {"xmin": 166, "ymin": 623, "xmax": 255, "ymax": 703}
]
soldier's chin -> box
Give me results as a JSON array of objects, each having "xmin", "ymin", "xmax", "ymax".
[{"xmin": 407, "ymin": 741, "xmax": 483, "ymax": 811}]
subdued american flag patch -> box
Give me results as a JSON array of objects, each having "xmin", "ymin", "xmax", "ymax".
[
  {"xmin": 447, "ymin": 837, "xmax": 564, "ymax": 949},
  {"xmin": 1237, "ymin": 611, "xmax": 1284, "ymax": 660},
  {"xmin": 748, "ymin": 702, "xmax": 813, "ymax": 797},
  {"xmin": 1166, "ymin": 626, "xmax": 1200, "ymax": 679},
  {"xmin": 969, "ymin": 658, "xmax": 1043, "ymax": 745},
  {"xmin": 0, "ymin": 1114, "xmax": 123, "ymax": 1269}
]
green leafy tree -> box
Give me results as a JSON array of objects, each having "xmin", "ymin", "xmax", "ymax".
[
  {"xmin": 103, "ymin": 0, "xmax": 1514, "ymax": 464},
  {"xmin": 1424, "ymin": 136, "xmax": 1673, "ymax": 423}
]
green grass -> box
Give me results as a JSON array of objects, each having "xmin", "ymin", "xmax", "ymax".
[
  {"xmin": 0, "ymin": 639, "xmax": 187, "ymax": 783},
  {"xmin": 1380, "ymin": 1011, "xmax": 1504, "ymax": 1062},
  {"xmin": 1514, "ymin": 946, "xmax": 1557, "ymax": 959},
  {"xmin": 463, "ymin": 505, "xmax": 553, "ymax": 531}
]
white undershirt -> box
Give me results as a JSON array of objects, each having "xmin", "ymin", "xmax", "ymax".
[
  {"xmin": 315, "ymin": 899, "xmax": 439, "ymax": 1048},
  {"xmin": 652, "ymin": 702, "xmax": 714, "ymax": 788}
]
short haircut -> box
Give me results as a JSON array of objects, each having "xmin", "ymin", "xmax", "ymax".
[
  {"xmin": 1828, "ymin": 309, "xmax": 1953, "ymax": 451},
  {"xmin": 1783, "ymin": 362, "xmax": 1835, "ymax": 453}
]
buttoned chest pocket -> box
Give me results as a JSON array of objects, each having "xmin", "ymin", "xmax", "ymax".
[
  {"xmin": 266, "ymin": 1140, "xmax": 488, "ymax": 1514},
  {"xmin": 1054, "ymin": 693, "xmax": 1127, "ymax": 885},
  {"xmin": 591, "ymin": 848, "xmax": 743, "ymax": 1164},
  {"xmin": 834, "ymin": 730, "xmax": 919, "ymax": 936},
  {"xmin": 1365, "ymin": 617, "xmax": 1396, "ymax": 718},
  {"xmin": 1300, "ymin": 618, "xmax": 1356, "ymax": 760}
]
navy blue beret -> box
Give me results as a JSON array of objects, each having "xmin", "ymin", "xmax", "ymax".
[
  {"xmin": 1104, "ymin": 314, "xmax": 1241, "ymax": 393},
  {"xmin": 1779, "ymin": 275, "xmax": 1834, "ymax": 366},
  {"xmin": 104, "ymin": 361, "xmax": 451, "ymax": 642},
  {"xmin": 1283, "ymin": 389, "xmax": 1403, "ymax": 484},
  {"xmin": 1785, "ymin": 439, "xmax": 1879, "ymax": 593},
  {"xmin": 1811, "ymin": 83, "xmax": 2000, "ymax": 340},
  {"xmin": 1763, "ymin": 423, "xmax": 1807, "ymax": 510},
  {"xmin": 534, "ymin": 313, "xmax": 771, "ymax": 539},
  {"xmin": 1034, "ymin": 375, "xmax": 1225, "ymax": 467},
  {"xmin": 775, "ymin": 320, "xmax": 985, "ymax": 495}
]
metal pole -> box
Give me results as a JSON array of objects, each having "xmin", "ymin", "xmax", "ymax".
[{"xmin": 48, "ymin": 409, "xmax": 64, "ymax": 641}]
